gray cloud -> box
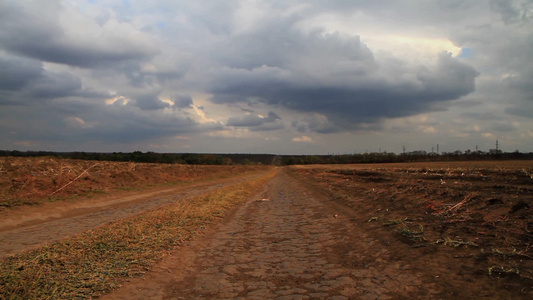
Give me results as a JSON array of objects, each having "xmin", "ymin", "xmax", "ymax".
[
  {"xmin": 491, "ymin": 121, "xmax": 518, "ymax": 132},
  {"xmin": 0, "ymin": 0, "xmax": 158, "ymax": 68},
  {"xmin": 75, "ymin": 104, "xmax": 220, "ymax": 143},
  {"xmin": 173, "ymin": 95, "xmax": 194, "ymax": 108},
  {"xmin": 460, "ymin": 112, "xmax": 503, "ymax": 121},
  {"xmin": 202, "ymin": 7, "xmax": 479, "ymax": 132},
  {"xmin": 227, "ymin": 111, "xmax": 282, "ymax": 131},
  {"xmin": 27, "ymin": 71, "xmax": 83, "ymax": 99},
  {"xmin": 131, "ymin": 93, "xmax": 170, "ymax": 111},
  {"xmin": 124, "ymin": 93, "xmax": 192, "ymax": 111},
  {"xmin": 490, "ymin": 0, "xmax": 523, "ymax": 24},
  {"xmin": 0, "ymin": 52, "xmax": 111, "ymax": 105},
  {"xmin": 210, "ymin": 43, "xmax": 478, "ymax": 132},
  {"xmin": 290, "ymin": 117, "xmax": 342, "ymax": 134},
  {"xmin": 505, "ymin": 103, "xmax": 533, "ymax": 119},
  {"xmin": 449, "ymin": 0, "xmax": 532, "ymax": 120},
  {"xmin": 0, "ymin": 53, "xmax": 43, "ymax": 91},
  {"xmin": 1, "ymin": 98, "xmax": 222, "ymax": 148}
]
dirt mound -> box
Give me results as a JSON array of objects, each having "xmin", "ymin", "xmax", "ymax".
[{"xmin": 0, "ymin": 157, "xmax": 266, "ymax": 208}]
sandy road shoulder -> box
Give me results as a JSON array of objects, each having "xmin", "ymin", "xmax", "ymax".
[{"xmin": 0, "ymin": 170, "xmax": 271, "ymax": 258}]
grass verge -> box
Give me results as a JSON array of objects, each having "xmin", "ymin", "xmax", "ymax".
[{"xmin": 0, "ymin": 169, "xmax": 276, "ymax": 299}]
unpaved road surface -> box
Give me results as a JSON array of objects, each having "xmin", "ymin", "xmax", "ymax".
[
  {"xmin": 103, "ymin": 169, "xmax": 439, "ymax": 299},
  {"xmin": 0, "ymin": 171, "xmax": 270, "ymax": 258}
]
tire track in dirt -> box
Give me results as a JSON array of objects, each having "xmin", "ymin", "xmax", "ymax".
[
  {"xmin": 103, "ymin": 169, "xmax": 435, "ymax": 299},
  {"xmin": 0, "ymin": 171, "xmax": 271, "ymax": 258}
]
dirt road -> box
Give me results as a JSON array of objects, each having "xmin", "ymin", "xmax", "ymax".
[
  {"xmin": 0, "ymin": 171, "xmax": 270, "ymax": 258},
  {"xmin": 102, "ymin": 169, "xmax": 442, "ymax": 299}
]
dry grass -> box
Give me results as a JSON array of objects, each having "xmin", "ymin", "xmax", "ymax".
[
  {"xmin": 0, "ymin": 169, "xmax": 277, "ymax": 299},
  {"xmin": 0, "ymin": 157, "xmax": 269, "ymax": 208}
]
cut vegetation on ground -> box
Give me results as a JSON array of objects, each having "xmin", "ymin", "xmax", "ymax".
[{"xmin": 289, "ymin": 161, "xmax": 533, "ymax": 297}]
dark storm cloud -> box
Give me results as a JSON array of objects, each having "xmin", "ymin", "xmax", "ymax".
[
  {"xmin": 227, "ymin": 111, "xmax": 281, "ymax": 128},
  {"xmin": 0, "ymin": 1, "xmax": 158, "ymax": 68},
  {"xmin": 0, "ymin": 52, "xmax": 110, "ymax": 105},
  {"xmin": 0, "ymin": 53, "xmax": 43, "ymax": 91},
  {"xmin": 27, "ymin": 71, "xmax": 83, "ymax": 99},
  {"xmin": 202, "ymin": 8, "xmax": 479, "ymax": 132},
  {"xmin": 210, "ymin": 46, "xmax": 478, "ymax": 132},
  {"xmin": 214, "ymin": 25, "xmax": 374, "ymax": 72},
  {"xmin": 173, "ymin": 95, "xmax": 194, "ymax": 108},
  {"xmin": 1, "ymin": 98, "xmax": 223, "ymax": 147},
  {"xmin": 75, "ymin": 103, "xmax": 221, "ymax": 143},
  {"xmin": 131, "ymin": 93, "xmax": 171, "ymax": 111}
]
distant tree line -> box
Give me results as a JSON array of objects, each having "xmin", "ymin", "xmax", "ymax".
[
  {"xmin": 0, "ymin": 150, "xmax": 274, "ymax": 165},
  {"xmin": 281, "ymin": 149, "xmax": 533, "ymax": 165},
  {"xmin": 0, "ymin": 149, "xmax": 532, "ymax": 165}
]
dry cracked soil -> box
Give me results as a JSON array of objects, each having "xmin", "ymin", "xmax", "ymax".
[{"xmin": 102, "ymin": 169, "xmax": 444, "ymax": 299}]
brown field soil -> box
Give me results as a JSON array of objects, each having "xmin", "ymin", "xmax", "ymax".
[
  {"xmin": 0, "ymin": 156, "xmax": 267, "ymax": 208},
  {"xmin": 289, "ymin": 160, "xmax": 533, "ymax": 298}
]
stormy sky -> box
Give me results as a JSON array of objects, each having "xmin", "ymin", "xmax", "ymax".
[{"xmin": 1, "ymin": 0, "xmax": 532, "ymax": 154}]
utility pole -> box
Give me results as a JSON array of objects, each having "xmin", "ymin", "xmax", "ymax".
[
  {"xmin": 496, "ymin": 139, "xmax": 499, "ymax": 151},
  {"xmin": 437, "ymin": 144, "xmax": 439, "ymax": 155}
]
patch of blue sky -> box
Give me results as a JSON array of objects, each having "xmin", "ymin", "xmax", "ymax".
[{"xmin": 459, "ymin": 47, "xmax": 473, "ymax": 58}]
